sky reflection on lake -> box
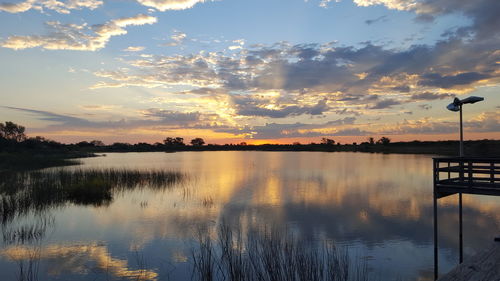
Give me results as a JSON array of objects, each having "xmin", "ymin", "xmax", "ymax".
[{"xmin": 1, "ymin": 152, "xmax": 499, "ymax": 281}]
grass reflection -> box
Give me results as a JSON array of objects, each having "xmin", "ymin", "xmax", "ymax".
[
  {"xmin": 0, "ymin": 169, "xmax": 185, "ymax": 246},
  {"xmin": 192, "ymin": 222, "xmax": 368, "ymax": 281}
]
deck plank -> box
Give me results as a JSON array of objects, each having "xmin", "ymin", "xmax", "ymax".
[{"xmin": 438, "ymin": 242, "xmax": 500, "ymax": 281}]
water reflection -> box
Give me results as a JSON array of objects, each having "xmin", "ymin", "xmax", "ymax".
[
  {"xmin": 1, "ymin": 242, "xmax": 158, "ymax": 280},
  {"xmin": 0, "ymin": 152, "xmax": 498, "ymax": 281}
]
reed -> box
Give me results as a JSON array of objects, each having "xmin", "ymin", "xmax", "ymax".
[
  {"xmin": 191, "ymin": 222, "xmax": 369, "ymax": 281},
  {"xmin": 0, "ymin": 169, "xmax": 185, "ymax": 226}
]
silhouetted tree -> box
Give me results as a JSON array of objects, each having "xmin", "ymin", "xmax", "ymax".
[
  {"xmin": 190, "ymin": 138, "xmax": 205, "ymax": 146},
  {"xmin": 111, "ymin": 142, "xmax": 132, "ymax": 150},
  {"xmin": 377, "ymin": 136, "xmax": 391, "ymax": 145},
  {"xmin": 76, "ymin": 141, "xmax": 92, "ymax": 147},
  {"xmin": 292, "ymin": 142, "xmax": 301, "ymax": 146},
  {"xmin": 321, "ymin": 138, "xmax": 335, "ymax": 145},
  {"xmin": 0, "ymin": 121, "xmax": 26, "ymax": 142},
  {"xmin": 90, "ymin": 140, "xmax": 105, "ymax": 147},
  {"xmin": 239, "ymin": 142, "xmax": 247, "ymax": 146},
  {"xmin": 368, "ymin": 137, "xmax": 375, "ymax": 145},
  {"xmin": 164, "ymin": 137, "xmax": 185, "ymax": 146}
]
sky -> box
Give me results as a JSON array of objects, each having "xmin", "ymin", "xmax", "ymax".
[{"xmin": 0, "ymin": 0, "xmax": 499, "ymax": 144}]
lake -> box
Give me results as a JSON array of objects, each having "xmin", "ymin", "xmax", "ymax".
[{"xmin": 1, "ymin": 151, "xmax": 499, "ymax": 281}]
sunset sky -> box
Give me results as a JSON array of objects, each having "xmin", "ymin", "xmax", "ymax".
[{"xmin": 1, "ymin": 0, "xmax": 499, "ymax": 144}]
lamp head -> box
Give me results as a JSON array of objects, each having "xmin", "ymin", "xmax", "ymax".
[
  {"xmin": 461, "ymin": 96, "xmax": 484, "ymax": 104},
  {"xmin": 446, "ymin": 96, "xmax": 484, "ymax": 112},
  {"xmin": 447, "ymin": 102, "xmax": 460, "ymax": 112}
]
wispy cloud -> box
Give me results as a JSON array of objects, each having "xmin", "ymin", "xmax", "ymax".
[
  {"xmin": 1, "ymin": 14, "xmax": 157, "ymax": 51},
  {"xmin": 123, "ymin": 46, "xmax": 146, "ymax": 52},
  {"xmin": 0, "ymin": 0, "xmax": 102, "ymax": 14},
  {"xmin": 164, "ymin": 30, "xmax": 187, "ymax": 46},
  {"xmin": 135, "ymin": 0, "xmax": 210, "ymax": 11},
  {"xmin": 3, "ymin": 106, "xmax": 217, "ymax": 131}
]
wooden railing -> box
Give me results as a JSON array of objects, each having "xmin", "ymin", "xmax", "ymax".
[
  {"xmin": 432, "ymin": 157, "xmax": 500, "ymax": 280},
  {"xmin": 433, "ymin": 157, "xmax": 500, "ymax": 197}
]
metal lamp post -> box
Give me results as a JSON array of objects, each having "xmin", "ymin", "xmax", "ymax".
[
  {"xmin": 443, "ymin": 95, "xmax": 484, "ymax": 269},
  {"xmin": 446, "ymin": 96, "xmax": 484, "ymax": 157}
]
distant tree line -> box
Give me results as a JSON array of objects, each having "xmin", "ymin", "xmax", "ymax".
[{"xmin": 1, "ymin": 121, "xmax": 499, "ymax": 157}]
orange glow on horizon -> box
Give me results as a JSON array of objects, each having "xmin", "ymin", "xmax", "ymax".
[{"xmin": 30, "ymin": 131, "xmax": 500, "ymax": 145}]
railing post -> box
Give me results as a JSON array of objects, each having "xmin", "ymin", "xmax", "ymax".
[
  {"xmin": 459, "ymin": 192, "xmax": 463, "ymax": 263},
  {"xmin": 448, "ymin": 160, "xmax": 451, "ymax": 179},
  {"xmin": 468, "ymin": 161, "xmax": 473, "ymax": 189},
  {"xmin": 491, "ymin": 162, "xmax": 495, "ymax": 184},
  {"xmin": 433, "ymin": 158, "xmax": 439, "ymax": 280},
  {"xmin": 459, "ymin": 160, "xmax": 464, "ymax": 185}
]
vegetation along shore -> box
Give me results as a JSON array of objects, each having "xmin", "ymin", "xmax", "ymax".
[{"xmin": 1, "ymin": 121, "xmax": 498, "ymax": 171}]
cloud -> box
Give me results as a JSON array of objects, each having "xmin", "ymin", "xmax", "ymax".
[
  {"xmin": 215, "ymin": 117, "xmax": 360, "ymax": 139},
  {"xmin": 234, "ymin": 98, "xmax": 330, "ymax": 118},
  {"xmin": 0, "ymin": 0, "xmax": 102, "ymax": 14},
  {"xmin": 418, "ymin": 104, "xmax": 432, "ymax": 110},
  {"xmin": 124, "ymin": 46, "xmax": 146, "ymax": 52},
  {"xmin": 135, "ymin": 0, "xmax": 209, "ymax": 11},
  {"xmin": 331, "ymin": 127, "xmax": 370, "ymax": 136},
  {"xmin": 370, "ymin": 99, "xmax": 401, "ymax": 109},
  {"xmin": 419, "ymin": 72, "xmax": 491, "ymax": 89},
  {"xmin": 378, "ymin": 111, "xmax": 500, "ymax": 135},
  {"xmin": 411, "ymin": 92, "xmax": 452, "ymax": 101},
  {"xmin": 80, "ymin": 0, "xmax": 500, "ymax": 138},
  {"xmin": 3, "ymin": 106, "xmax": 215, "ymax": 132},
  {"xmin": 92, "ymin": 53, "xmax": 220, "ymax": 89},
  {"xmin": 0, "ymin": 0, "xmax": 32, "ymax": 13},
  {"xmin": 354, "ymin": 0, "xmax": 500, "ymax": 38},
  {"xmin": 140, "ymin": 108, "xmax": 205, "ymax": 123},
  {"xmin": 93, "ymin": 34, "xmax": 499, "ymax": 97},
  {"xmin": 91, "ymin": 31, "xmax": 499, "ymax": 121},
  {"xmin": 164, "ymin": 30, "xmax": 187, "ymax": 46},
  {"xmin": 1, "ymin": 14, "xmax": 157, "ymax": 51},
  {"xmin": 465, "ymin": 111, "xmax": 500, "ymax": 132},
  {"xmin": 353, "ymin": 0, "xmax": 417, "ymax": 11}
]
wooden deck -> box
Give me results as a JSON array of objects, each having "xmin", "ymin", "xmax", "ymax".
[
  {"xmin": 433, "ymin": 157, "xmax": 500, "ymax": 280},
  {"xmin": 438, "ymin": 242, "xmax": 500, "ymax": 281},
  {"xmin": 434, "ymin": 157, "xmax": 500, "ymax": 198}
]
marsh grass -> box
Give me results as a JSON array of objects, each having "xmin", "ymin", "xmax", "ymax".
[
  {"xmin": 0, "ymin": 169, "xmax": 185, "ymax": 226},
  {"xmin": 192, "ymin": 222, "xmax": 369, "ymax": 281}
]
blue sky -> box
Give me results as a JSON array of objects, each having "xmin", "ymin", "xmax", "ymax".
[{"xmin": 0, "ymin": 0, "xmax": 499, "ymax": 144}]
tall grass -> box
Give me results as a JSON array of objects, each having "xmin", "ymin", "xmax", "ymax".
[
  {"xmin": 0, "ymin": 169, "xmax": 185, "ymax": 226},
  {"xmin": 192, "ymin": 222, "xmax": 369, "ymax": 281}
]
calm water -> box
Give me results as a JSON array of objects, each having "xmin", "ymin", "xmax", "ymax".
[{"xmin": 1, "ymin": 152, "xmax": 499, "ymax": 281}]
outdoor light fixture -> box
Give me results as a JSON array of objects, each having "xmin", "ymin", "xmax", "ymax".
[{"xmin": 446, "ymin": 96, "xmax": 484, "ymax": 156}]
